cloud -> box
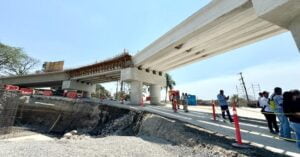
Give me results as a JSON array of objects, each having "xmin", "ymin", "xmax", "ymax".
[{"xmin": 175, "ymin": 60, "xmax": 300, "ymax": 100}]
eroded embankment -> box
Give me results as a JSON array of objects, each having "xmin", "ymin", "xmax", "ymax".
[{"xmin": 13, "ymin": 96, "xmax": 286, "ymax": 157}]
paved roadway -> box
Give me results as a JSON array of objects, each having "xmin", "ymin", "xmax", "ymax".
[{"xmin": 98, "ymin": 99, "xmax": 300, "ymax": 157}]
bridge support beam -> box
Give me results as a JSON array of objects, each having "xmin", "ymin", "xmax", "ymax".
[
  {"xmin": 252, "ymin": 0, "xmax": 300, "ymax": 52},
  {"xmin": 62, "ymin": 80, "xmax": 96, "ymax": 97},
  {"xmin": 149, "ymin": 85, "xmax": 161, "ymax": 105}
]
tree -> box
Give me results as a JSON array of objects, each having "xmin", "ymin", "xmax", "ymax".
[
  {"xmin": 0, "ymin": 42, "xmax": 39, "ymax": 76},
  {"xmin": 4, "ymin": 55, "xmax": 39, "ymax": 76},
  {"xmin": 165, "ymin": 73, "xmax": 176, "ymax": 102},
  {"xmin": 0, "ymin": 43, "xmax": 23, "ymax": 69},
  {"xmin": 92, "ymin": 84, "xmax": 111, "ymax": 98}
]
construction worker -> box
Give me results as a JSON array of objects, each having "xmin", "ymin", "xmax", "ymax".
[
  {"xmin": 181, "ymin": 93, "xmax": 185, "ymax": 108},
  {"xmin": 177, "ymin": 92, "xmax": 181, "ymax": 109},
  {"xmin": 183, "ymin": 93, "xmax": 189, "ymax": 112},
  {"xmin": 260, "ymin": 91, "xmax": 279, "ymax": 134},
  {"xmin": 273, "ymin": 87, "xmax": 291, "ymax": 139},
  {"xmin": 217, "ymin": 90, "xmax": 233, "ymax": 123},
  {"xmin": 171, "ymin": 93, "xmax": 177, "ymax": 112}
]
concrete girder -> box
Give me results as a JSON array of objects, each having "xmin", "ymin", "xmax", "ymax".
[
  {"xmin": 154, "ymin": 19, "xmax": 283, "ymax": 71},
  {"xmin": 144, "ymin": 5, "xmax": 260, "ymax": 69},
  {"xmin": 252, "ymin": 0, "xmax": 300, "ymax": 51},
  {"xmin": 0, "ymin": 72, "xmax": 68, "ymax": 88},
  {"xmin": 289, "ymin": 15, "xmax": 300, "ymax": 51},
  {"xmin": 133, "ymin": 0, "xmax": 251, "ymax": 68},
  {"xmin": 160, "ymin": 23, "xmax": 283, "ymax": 71},
  {"xmin": 71, "ymin": 70, "xmax": 121, "ymax": 81},
  {"xmin": 132, "ymin": 0, "xmax": 288, "ymax": 72},
  {"xmin": 252, "ymin": 0, "xmax": 300, "ymax": 29}
]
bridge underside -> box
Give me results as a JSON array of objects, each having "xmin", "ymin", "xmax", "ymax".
[
  {"xmin": 71, "ymin": 70, "xmax": 121, "ymax": 84},
  {"xmin": 0, "ymin": 71, "xmax": 68, "ymax": 88},
  {"xmin": 133, "ymin": 0, "xmax": 299, "ymax": 72},
  {"xmin": 11, "ymin": 81, "xmax": 63, "ymax": 88}
]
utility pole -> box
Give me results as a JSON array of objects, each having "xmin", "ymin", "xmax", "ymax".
[{"xmin": 239, "ymin": 72, "xmax": 250, "ymax": 103}]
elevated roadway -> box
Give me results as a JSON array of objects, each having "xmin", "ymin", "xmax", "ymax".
[
  {"xmin": 133, "ymin": 0, "xmax": 300, "ymax": 72},
  {"xmin": 1, "ymin": 0, "xmax": 299, "ymax": 105}
]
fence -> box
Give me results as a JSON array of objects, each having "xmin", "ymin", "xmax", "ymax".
[{"xmin": 0, "ymin": 90, "xmax": 21, "ymax": 138}]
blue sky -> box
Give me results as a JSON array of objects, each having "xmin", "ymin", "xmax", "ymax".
[{"xmin": 1, "ymin": 0, "xmax": 299, "ymax": 99}]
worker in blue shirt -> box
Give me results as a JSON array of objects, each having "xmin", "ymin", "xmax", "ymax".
[
  {"xmin": 217, "ymin": 90, "xmax": 233, "ymax": 122},
  {"xmin": 273, "ymin": 87, "xmax": 291, "ymax": 139}
]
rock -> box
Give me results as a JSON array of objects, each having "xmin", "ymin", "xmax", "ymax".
[
  {"xmin": 70, "ymin": 130, "xmax": 78, "ymax": 135},
  {"xmin": 63, "ymin": 132, "xmax": 72, "ymax": 139}
]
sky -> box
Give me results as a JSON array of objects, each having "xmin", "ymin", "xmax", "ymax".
[{"xmin": 0, "ymin": 0, "xmax": 299, "ymax": 100}]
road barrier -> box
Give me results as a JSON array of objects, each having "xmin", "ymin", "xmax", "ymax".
[
  {"xmin": 232, "ymin": 101, "xmax": 248, "ymax": 148},
  {"xmin": 211, "ymin": 100, "xmax": 216, "ymax": 121}
]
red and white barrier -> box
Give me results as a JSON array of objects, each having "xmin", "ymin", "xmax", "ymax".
[
  {"xmin": 43, "ymin": 90, "xmax": 53, "ymax": 96},
  {"xmin": 20, "ymin": 88, "xmax": 34, "ymax": 95},
  {"xmin": 231, "ymin": 101, "xmax": 248, "ymax": 148},
  {"xmin": 4, "ymin": 85, "xmax": 19, "ymax": 91}
]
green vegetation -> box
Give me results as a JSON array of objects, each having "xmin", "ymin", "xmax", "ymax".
[
  {"xmin": 92, "ymin": 84, "xmax": 111, "ymax": 98},
  {"xmin": 0, "ymin": 42, "xmax": 39, "ymax": 76},
  {"xmin": 165, "ymin": 73, "xmax": 176, "ymax": 102}
]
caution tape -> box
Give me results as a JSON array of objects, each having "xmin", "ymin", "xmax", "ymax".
[
  {"xmin": 213, "ymin": 105, "xmax": 300, "ymax": 143},
  {"xmin": 242, "ymin": 108, "xmax": 299, "ymax": 116}
]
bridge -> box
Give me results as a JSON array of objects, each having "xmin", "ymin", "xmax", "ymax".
[{"xmin": 1, "ymin": 0, "xmax": 299, "ymax": 105}]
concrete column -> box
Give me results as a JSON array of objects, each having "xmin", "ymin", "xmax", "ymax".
[
  {"xmin": 150, "ymin": 85, "xmax": 161, "ymax": 105},
  {"xmin": 130, "ymin": 80, "xmax": 143, "ymax": 105},
  {"xmin": 289, "ymin": 15, "xmax": 300, "ymax": 52}
]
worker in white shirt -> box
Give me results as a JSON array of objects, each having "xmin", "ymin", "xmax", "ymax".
[{"xmin": 260, "ymin": 91, "xmax": 279, "ymax": 134}]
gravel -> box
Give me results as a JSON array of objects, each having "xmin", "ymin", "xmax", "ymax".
[{"xmin": 0, "ymin": 135, "xmax": 215, "ymax": 157}]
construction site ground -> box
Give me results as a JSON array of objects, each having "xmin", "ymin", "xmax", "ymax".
[
  {"xmin": 103, "ymin": 100, "xmax": 300, "ymax": 156},
  {"xmin": 0, "ymin": 97, "xmax": 299, "ymax": 157}
]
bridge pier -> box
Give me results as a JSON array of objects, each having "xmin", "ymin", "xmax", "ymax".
[
  {"xmin": 121, "ymin": 68, "xmax": 166, "ymax": 106},
  {"xmin": 149, "ymin": 85, "xmax": 161, "ymax": 105}
]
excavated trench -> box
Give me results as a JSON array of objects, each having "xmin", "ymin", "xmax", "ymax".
[{"xmin": 3, "ymin": 96, "xmax": 288, "ymax": 157}]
